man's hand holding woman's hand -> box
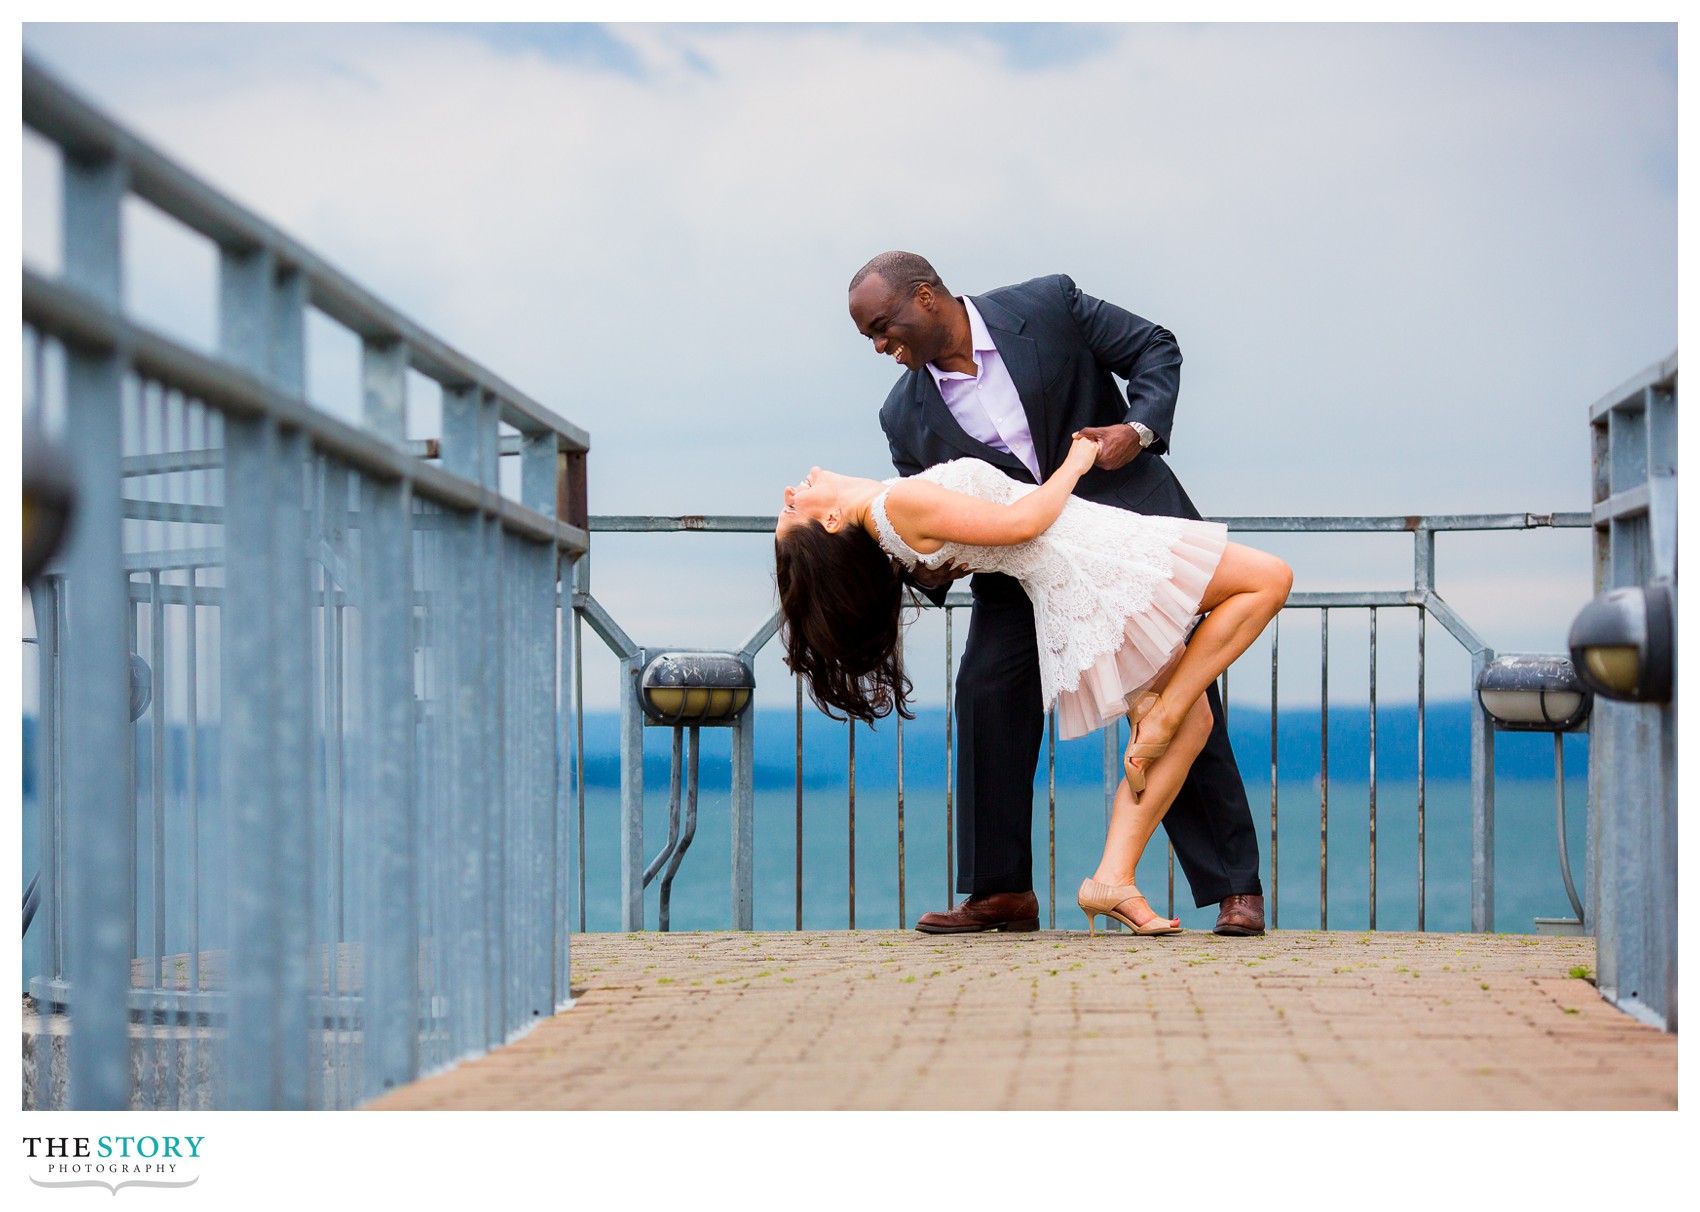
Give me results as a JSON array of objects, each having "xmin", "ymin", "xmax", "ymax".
[
  {"xmin": 1065, "ymin": 432, "xmax": 1104, "ymax": 476},
  {"xmin": 1072, "ymin": 424, "xmax": 1142, "ymax": 471}
]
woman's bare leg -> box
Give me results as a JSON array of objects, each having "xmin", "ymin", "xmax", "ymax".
[
  {"xmin": 1090, "ymin": 695, "xmax": 1213, "ymax": 926},
  {"xmin": 1131, "ymin": 541, "xmax": 1291, "ymax": 776}
]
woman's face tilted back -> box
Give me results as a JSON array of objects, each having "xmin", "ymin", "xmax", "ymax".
[{"xmin": 777, "ymin": 466, "xmax": 849, "ymax": 538}]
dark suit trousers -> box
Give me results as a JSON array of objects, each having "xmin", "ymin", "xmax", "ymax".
[{"xmin": 955, "ymin": 573, "xmax": 1263, "ymax": 907}]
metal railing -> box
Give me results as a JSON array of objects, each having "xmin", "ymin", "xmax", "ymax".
[
  {"xmin": 22, "ymin": 58, "xmax": 588, "ymax": 1109},
  {"xmin": 574, "ymin": 510, "xmax": 1589, "ymax": 936},
  {"xmin": 1585, "ymin": 354, "xmax": 1677, "ymax": 1030}
]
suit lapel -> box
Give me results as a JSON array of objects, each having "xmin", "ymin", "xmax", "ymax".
[{"xmin": 970, "ymin": 292, "xmax": 1051, "ymax": 477}]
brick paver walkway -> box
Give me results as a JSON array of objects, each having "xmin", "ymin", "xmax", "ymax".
[{"xmin": 369, "ymin": 929, "xmax": 1675, "ymax": 1111}]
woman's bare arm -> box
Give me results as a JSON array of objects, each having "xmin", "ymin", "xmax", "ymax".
[{"xmin": 882, "ymin": 436, "xmax": 1100, "ymax": 552}]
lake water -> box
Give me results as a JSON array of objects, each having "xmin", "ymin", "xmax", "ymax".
[
  {"xmin": 573, "ymin": 777, "xmax": 1590, "ymax": 935},
  {"xmin": 20, "ymin": 775, "xmax": 1590, "ymax": 988}
]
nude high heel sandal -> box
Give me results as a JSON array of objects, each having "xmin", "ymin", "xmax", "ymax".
[{"xmin": 1076, "ymin": 878, "xmax": 1183, "ymax": 936}]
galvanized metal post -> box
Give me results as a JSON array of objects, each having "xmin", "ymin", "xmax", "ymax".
[
  {"xmin": 58, "ymin": 146, "xmax": 132, "ymax": 1111},
  {"xmin": 362, "ymin": 339, "xmax": 407, "ymax": 444},
  {"xmin": 1269, "ymin": 613, "xmax": 1279, "ymax": 929},
  {"xmin": 620, "ymin": 651, "xmax": 646, "ymax": 931},
  {"xmin": 440, "ymin": 384, "xmax": 492, "ymax": 1059},
  {"xmin": 29, "ymin": 578, "xmax": 62, "ymax": 1003},
  {"xmin": 731, "ymin": 702, "xmax": 756, "ymax": 930},
  {"xmin": 847, "ymin": 722, "xmax": 857, "ymax": 929},
  {"xmin": 359, "ymin": 469, "xmax": 419, "ymax": 1096},
  {"xmin": 794, "ymin": 677, "xmax": 804, "ymax": 930},
  {"xmin": 1470, "ymin": 646, "xmax": 1497, "ymax": 933},
  {"xmin": 1588, "ymin": 360, "xmax": 1677, "ymax": 1029},
  {"xmin": 519, "ymin": 428, "xmax": 564, "ymax": 998},
  {"xmin": 1417, "ymin": 607, "xmax": 1427, "ymax": 932},
  {"xmin": 555, "ymin": 576, "xmax": 574, "ymax": 1002},
  {"xmin": 219, "ymin": 245, "xmax": 313, "ymax": 1108},
  {"xmin": 358, "ymin": 335, "xmax": 419, "ymax": 1097}
]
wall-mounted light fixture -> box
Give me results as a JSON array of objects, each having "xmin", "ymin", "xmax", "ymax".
[
  {"xmin": 1476, "ymin": 654, "xmax": 1591, "ymax": 732},
  {"xmin": 23, "ymin": 418, "xmax": 76, "ymax": 584},
  {"xmin": 1568, "ymin": 582, "xmax": 1675, "ymax": 704},
  {"xmin": 639, "ymin": 651, "xmax": 754, "ymax": 726},
  {"xmin": 1475, "ymin": 653, "xmax": 1591, "ymax": 935}
]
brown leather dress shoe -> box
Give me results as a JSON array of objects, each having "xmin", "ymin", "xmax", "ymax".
[
  {"xmin": 915, "ymin": 890, "xmax": 1040, "ymax": 934},
  {"xmin": 1214, "ymin": 893, "xmax": 1266, "ymax": 936}
]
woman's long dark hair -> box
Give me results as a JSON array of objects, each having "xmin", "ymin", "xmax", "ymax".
[{"xmin": 775, "ymin": 519, "xmax": 913, "ymax": 724}]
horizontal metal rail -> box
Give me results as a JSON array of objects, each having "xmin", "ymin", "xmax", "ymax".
[
  {"xmin": 25, "ymin": 271, "xmax": 587, "ymax": 556},
  {"xmin": 589, "ymin": 512, "xmax": 1590, "ymax": 534}
]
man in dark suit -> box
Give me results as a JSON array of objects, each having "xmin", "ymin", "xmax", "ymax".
[{"xmin": 847, "ymin": 250, "xmax": 1265, "ymax": 936}]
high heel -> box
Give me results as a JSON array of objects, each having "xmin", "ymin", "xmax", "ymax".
[{"xmin": 1076, "ymin": 878, "xmax": 1182, "ymax": 936}]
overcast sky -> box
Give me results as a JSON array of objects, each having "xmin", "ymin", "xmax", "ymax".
[{"xmin": 19, "ymin": 21, "xmax": 1677, "ymax": 706}]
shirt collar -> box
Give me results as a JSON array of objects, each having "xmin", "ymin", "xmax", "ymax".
[{"xmin": 926, "ymin": 296, "xmax": 996, "ymax": 385}]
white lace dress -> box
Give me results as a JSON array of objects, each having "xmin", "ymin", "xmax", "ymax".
[{"xmin": 870, "ymin": 458, "xmax": 1229, "ymax": 741}]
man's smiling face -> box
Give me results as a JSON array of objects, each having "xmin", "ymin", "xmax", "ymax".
[{"xmin": 849, "ymin": 274, "xmax": 949, "ymax": 372}]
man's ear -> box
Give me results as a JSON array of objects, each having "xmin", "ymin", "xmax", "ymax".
[{"xmin": 913, "ymin": 283, "xmax": 933, "ymax": 310}]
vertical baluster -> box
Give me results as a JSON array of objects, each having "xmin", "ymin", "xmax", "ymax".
[
  {"xmin": 1368, "ymin": 607, "xmax": 1378, "ymax": 931},
  {"xmin": 944, "ymin": 607, "xmax": 954, "ymax": 901},
  {"xmin": 1103, "ymin": 720, "xmax": 1117, "ymax": 831},
  {"xmin": 1104, "ymin": 719, "xmax": 1121, "ymax": 930},
  {"xmin": 30, "ymin": 575, "xmax": 62, "ymax": 1094},
  {"xmin": 1319, "ymin": 607, "xmax": 1329, "ymax": 932},
  {"xmin": 847, "ymin": 721, "xmax": 856, "ymax": 930},
  {"xmin": 147, "ymin": 390, "xmax": 166, "ymax": 1000},
  {"xmin": 184, "ymin": 403, "xmax": 204, "ymax": 1108},
  {"xmin": 485, "ymin": 512, "xmax": 509, "ymax": 1044},
  {"xmin": 61, "ymin": 145, "xmax": 134, "ymax": 1109},
  {"xmin": 129, "ymin": 576, "xmax": 140, "ymax": 999},
  {"xmin": 896, "ymin": 632, "xmax": 906, "ymax": 930},
  {"xmin": 137, "ymin": 385, "xmax": 163, "ymax": 1109},
  {"xmin": 164, "ymin": 389, "xmax": 188, "ymax": 1109},
  {"xmin": 304, "ymin": 453, "xmax": 328, "ymax": 1105},
  {"xmin": 357, "ymin": 335, "xmax": 417, "ymax": 1099},
  {"xmin": 730, "ymin": 659, "xmax": 756, "ymax": 932},
  {"xmin": 1047, "ymin": 710, "xmax": 1056, "ymax": 931},
  {"xmin": 795, "ymin": 675, "xmax": 804, "ymax": 931},
  {"xmin": 1416, "ymin": 605, "xmax": 1427, "ymax": 932},
  {"xmin": 327, "ymin": 465, "xmax": 352, "ymax": 1103},
  {"xmin": 575, "ymin": 607, "xmax": 587, "ymax": 934},
  {"xmin": 1269, "ymin": 613, "xmax": 1279, "ymax": 930},
  {"xmin": 150, "ymin": 567, "xmax": 166, "ymax": 984}
]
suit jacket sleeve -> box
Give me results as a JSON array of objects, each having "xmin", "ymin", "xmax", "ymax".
[{"xmin": 1059, "ymin": 273, "xmax": 1183, "ymax": 455}]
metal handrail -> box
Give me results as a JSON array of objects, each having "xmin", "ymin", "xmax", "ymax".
[{"xmin": 573, "ymin": 509, "xmax": 1590, "ymax": 935}]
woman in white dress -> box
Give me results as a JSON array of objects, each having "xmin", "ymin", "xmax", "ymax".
[{"xmin": 774, "ymin": 434, "xmax": 1292, "ymax": 935}]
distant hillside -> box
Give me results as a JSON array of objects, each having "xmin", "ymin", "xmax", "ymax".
[
  {"xmin": 23, "ymin": 702, "xmax": 1585, "ymax": 800},
  {"xmin": 576, "ymin": 701, "xmax": 1585, "ymax": 790}
]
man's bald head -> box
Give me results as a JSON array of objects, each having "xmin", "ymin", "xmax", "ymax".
[{"xmin": 848, "ymin": 251, "xmax": 948, "ymax": 298}]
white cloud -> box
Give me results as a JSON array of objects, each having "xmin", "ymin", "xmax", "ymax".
[{"xmin": 19, "ymin": 21, "xmax": 1675, "ymax": 700}]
